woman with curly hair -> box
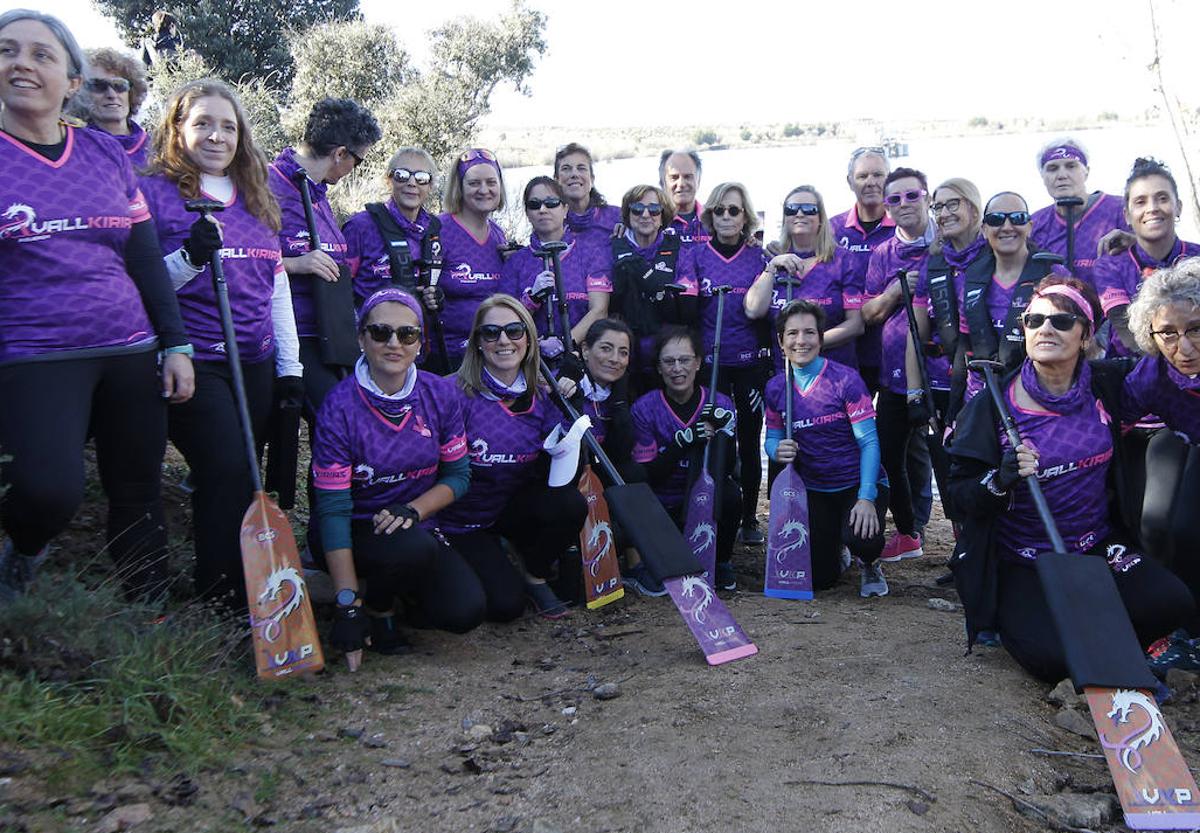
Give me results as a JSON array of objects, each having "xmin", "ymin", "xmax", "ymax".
[{"xmin": 79, "ymin": 46, "xmax": 151, "ymax": 168}]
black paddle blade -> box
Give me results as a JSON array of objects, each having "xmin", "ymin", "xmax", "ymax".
[{"xmin": 603, "ymin": 482, "xmax": 702, "ymax": 582}]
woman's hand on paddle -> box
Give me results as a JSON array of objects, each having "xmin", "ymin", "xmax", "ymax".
[
  {"xmin": 774, "ymin": 438, "xmax": 798, "ymax": 464},
  {"xmin": 373, "ymin": 504, "xmax": 419, "ymax": 534},
  {"xmin": 162, "ymin": 352, "xmax": 195, "ymax": 403},
  {"xmin": 556, "ymin": 376, "xmax": 578, "ymax": 398},
  {"xmin": 287, "ymin": 250, "xmax": 339, "ymax": 282},
  {"xmin": 849, "ymin": 498, "xmax": 879, "ymax": 539},
  {"xmin": 768, "ymin": 253, "xmax": 804, "ymax": 275},
  {"xmin": 1015, "ymin": 442, "xmax": 1040, "ymax": 479}
]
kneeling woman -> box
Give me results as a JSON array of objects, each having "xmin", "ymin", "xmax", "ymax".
[
  {"xmin": 438, "ymin": 295, "xmax": 589, "ymax": 619},
  {"xmin": 948, "ymin": 275, "xmax": 1194, "ymax": 682},
  {"xmin": 764, "ymin": 301, "xmax": 890, "ymax": 597},
  {"xmin": 313, "ymin": 289, "xmax": 484, "ymax": 663},
  {"xmin": 632, "ymin": 327, "xmax": 741, "ymax": 590}
]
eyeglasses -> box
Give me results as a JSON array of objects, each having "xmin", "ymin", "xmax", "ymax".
[
  {"xmin": 983, "ymin": 211, "xmax": 1031, "ymax": 227},
  {"xmin": 363, "ymin": 323, "xmax": 422, "ymax": 345},
  {"xmin": 783, "ymin": 202, "xmax": 820, "ymax": 217},
  {"xmin": 630, "ymin": 202, "xmax": 663, "ymax": 217},
  {"xmin": 1150, "ymin": 324, "xmax": 1200, "ymax": 346},
  {"xmin": 86, "ymin": 77, "xmax": 130, "ymax": 94},
  {"xmin": 345, "ymin": 148, "xmax": 365, "ymax": 169},
  {"xmin": 712, "ymin": 205, "xmax": 743, "ymax": 218},
  {"xmin": 883, "ymin": 189, "xmax": 927, "ymax": 206},
  {"xmin": 459, "ymin": 148, "xmax": 497, "ymax": 164},
  {"xmin": 659, "ymin": 355, "xmax": 696, "ymax": 368},
  {"xmin": 478, "ymin": 322, "xmax": 528, "ymax": 342},
  {"xmin": 1021, "ymin": 312, "xmax": 1079, "ymax": 331},
  {"xmin": 931, "ymin": 198, "xmax": 963, "ymax": 215},
  {"xmin": 525, "ymin": 197, "xmax": 563, "ymax": 211},
  {"xmin": 390, "ymin": 168, "xmax": 432, "ymax": 186}
]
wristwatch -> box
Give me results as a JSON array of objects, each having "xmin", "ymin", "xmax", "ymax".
[{"xmin": 335, "ymin": 588, "xmax": 359, "ymax": 608}]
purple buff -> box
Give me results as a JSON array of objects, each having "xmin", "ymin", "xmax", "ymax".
[
  {"xmin": 1121, "ymin": 355, "xmax": 1200, "ymax": 444},
  {"xmin": 664, "ymin": 574, "xmax": 758, "ymax": 665},
  {"xmin": 435, "ymin": 213, "xmax": 507, "ymax": 361},
  {"xmin": 86, "ymin": 120, "xmax": 150, "ymax": 170},
  {"xmin": 565, "ymin": 203, "xmax": 621, "ymax": 260}
]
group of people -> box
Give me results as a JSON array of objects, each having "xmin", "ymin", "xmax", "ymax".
[{"xmin": 2, "ymin": 9, "xmax": 1197, "ymax": 684}]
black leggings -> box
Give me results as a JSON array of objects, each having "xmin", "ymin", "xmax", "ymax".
[
  {"xmin": 0, "ymin": 350, "xmax": 168, "ymax": 598},
  {"xmin": 716, "ymin": 363, "xmax": 767, "ymax": 523},
  {"xmin": 808, "ymin": 485, "xmax": 889, "ymax": 591},
  {"xmin": 299, "ymin": 337, "xmax": 349, "ymax": 553},
  {"xmin": 876, "ymin": 389, "xmax": 917, "ymax": 537},
  {"xmin": 169, "ymin": 357, "xmax": 273, "ymax": 605},
  {"xmin": 666, "ymin": 476, "xmax": 743, "ymax": 566},
  {"xmin": 351, "ymin": 520, "xmax": 485, "ymax": 634}
]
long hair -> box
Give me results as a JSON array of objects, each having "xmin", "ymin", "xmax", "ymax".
[
  {"xmin": 456, "ymin": 294, "xmax": 541, "ymax": 398},
  {"xmin": 700, "ymin": 182, "xmax": 759, "ymax": 241},
  {"xmin": 775, "ymin": 184, "xmax": 834, "ymax": 263},
  {"xmin": 147, "ymin": 78, "xmax": 280, "ymax": 231}
]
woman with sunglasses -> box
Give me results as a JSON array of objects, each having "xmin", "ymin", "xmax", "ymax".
[
  {"xmin": 140, "ymin": 78, "xmax": 299, "ymax": 606},
  {"xmin": 554, "ymin": 142, "xmax": 621, "ymax": 256},
  {"xmin": 79, "ymin": 47, "xmax": 150, "ymax": 169},
  {"xmin": 502, "ymin": 176, "xmax": 610, "ymax": 350},
  {"xmin": 312, "ymin": 289, "xmax": 483, "ymax": 664},
  {"xmin": 0, "ymin": 10, "xmax": 193, "ymax": 602},
  {"xmin": 1094, "ymin": 158, "xmax": 1200, "ymax": 358},
  {"xmin": 342, "ymin": 146, "xmax": 438, "ymax": 305},
  {"xmin": 438, "ymin": 295, "xmax": 589, "ymax": 619},
  {"xmin": 632, "ymin": 326, "xmax": 741, "ymax": 590},
  {"xmin": 948, "ymin": 275, "xmax": 1194, "ymax": 680},
  {"xmin": 608, "ymin": 184, "xmax": 699, "ymax": 391}
]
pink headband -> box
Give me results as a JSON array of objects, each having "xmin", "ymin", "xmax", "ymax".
[
  {"xmin": 1033, "ymin": 285, "xmax": 1094, "ymax": 327},
  {"xmin": 1040, "ymin": 145, "xmax": 1088, "ymax": 168}
]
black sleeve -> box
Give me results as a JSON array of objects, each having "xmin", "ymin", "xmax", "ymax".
[
  {"xmin": 125, "ymin": 219, "xmax": 189, "ymax": 349},
  {"xmin": 602, "ymin": 377, "xmax": 636, "ymax": 465},
  {"xmin": 946, "ymin": 391, "xmax": 1008, "ymax": 519},
  {"xmin": 643, "ymin": 441, "xmax": 690, "ymax": 484}
]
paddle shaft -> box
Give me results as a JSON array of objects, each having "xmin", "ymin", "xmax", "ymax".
[
  {"xmin": 546, "ymin": 243, "xmax": 572, "ymax": 347},
  {"xmin": 895, "ymin": 268, "xmax": 942, "ymax": 435},
  {"xmin": 1057, "ymin": 196, "xmax": 1084, "ymax": 269}
]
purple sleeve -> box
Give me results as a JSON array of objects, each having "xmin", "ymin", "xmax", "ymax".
[{"xmin": 312, "ymin": 387, "xmax": 353, "ymax": 492}]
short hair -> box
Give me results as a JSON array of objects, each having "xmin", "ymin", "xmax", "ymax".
[
  {"xmin": 1035, "ymin": 135, "xmax": 1089, "ymax": 171},
  {"xmin": 700, "ymin": 182, "xmax": 758, "ymax": 241},
  {"xmin": 1030, "ymin": 274, "xmax": 1102, "ymax": 338},
  {"xmin": 775, "ymin": 185, "xmax": 835, "ymax": 263},
  {"xmin": 85, "ymin": 47, "xmax": 148, "ymax": 115},
  {"xmin": 442, "ymin": 149, "xmax": 506, "ymax": 215},
  {"xmin": 583, "ymin": 317, "xmax": 633, "ymax": 349},
  {"xmin": 1128, "ymin": 258, "xmax": 1200, "ymax": 355},
  {"xmin": 301, "ymin": 98, "xmax": 381, "ymax": 158},
  {"xmin": 775, "ymin": 299, "xmax": 827, "ymax": 345},
  {"xmin": 932, "ymin": 177, "xmax": 983, "ymax": 244},
  {"xmin": 658, "ymin": 149, "xmax": 703, "ymax": 188},
  {"xmin": 0, "ymin": 10, "xmax": 86, "ymax": 81},
  {"xmin": 620, "ymin": 184, "xmax": 675, "ymax": 229},
  {"xmin": 522, "ymin": 175, "xmax": 565, "ymax": 205},
  {"xmin": 1124, "ymin": 156, "xmax": 1179, "ymax": 205},
  {"xmin": 846, "ymin": 146, "xmax": 890, "ymax": 180},
  {"xmin": 553, "ymin": 142, "xmax": 607, "ymax": 208},
  {"xmin": 655, "ymin": 325, "xmax": 702, "ymax": 364},
  {"xmin": 884, "ymin": 167, "xmax": 928, "ymax": 193},
  {"xmin": 456, "ymin": 294, "xmax": 541, "ymax": 397},
  {"xmin": 983, "ymin": 190, "xmax": 1029, "ymax": 214}
]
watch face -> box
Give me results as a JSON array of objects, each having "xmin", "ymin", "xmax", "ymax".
[{"xmin": 336, "ymin": 588, "xmax": 358, "ymax": 607}]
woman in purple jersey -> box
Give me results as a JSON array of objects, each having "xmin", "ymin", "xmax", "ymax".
[
  {"xmin": 765, "ymin": 300, "xmax": 890, "ymax": 597},
  {"xmin": 76, "ymin": 48, "xmax": 150, "ymax": 170},
  {"xmin": 142, "ymin": 78, "xmax": 301, "ymax": 607},
  {"xmin": 312, "ymin": 289, "xmax": 482, "ymax": 664},
  {"xmin": 0, "ymin": 10, "xmax": 193, "ymax": 602},
  {"xmin": 554, "ymin": 142, "xmax": 621, "ymax": 253},
  {"xmin": 567, "ymin": 318, "xmax": 637, "ymax": 471},
  {"xmin": 442, "ymin": 295, "xmax": 589, "ymax": 619},
  {"xmin": 948, "ymin": 275, "xmax": 1194, "ymax": 680}
]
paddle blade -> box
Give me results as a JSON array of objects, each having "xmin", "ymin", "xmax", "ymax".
[
  {"xmin": 664, "ymin": 575, "xmax": 758, "ymax": 665},
  {"xmin": 682, "ymin": 470, "xmax": 717, "ymax": 584},
  {"xmin": 578, "ymin": 466, "xmax": 624, "ymax": 609},
  {"xmin": 603, "ymin": 483, "xmax": 701, "ymax": 581},
  {"xmin": 1084, "ymin": 687, "xmax": 1200, "ymax": 829},
  {"xmin": 764, "ymin": 467, "xmax": 814, "ymax": 600},
  {"xmin": 241, "ymin": 492, "xmax": 325, "ymax": 680}
]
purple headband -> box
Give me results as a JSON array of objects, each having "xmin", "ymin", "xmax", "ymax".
[
  {"xmin": 1040, "ymin": 145, "xmax": 1088, "ymax": 168},
  {"xmin": 456, "ymin": 148, "xmax": 501, "ymax": 180},
  {"xmin": 1033, "ymin": 285, "xmax": 1094, "ymax": 327},
  {"xmin": 358, "ymin": 288, "xmax": 425, "ymax": 330}
]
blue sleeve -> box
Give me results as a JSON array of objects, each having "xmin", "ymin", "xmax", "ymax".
[
  {"xmin": 436, "ymin": 454, "xmax": 471, "ymax": 500},
  {"xmin": 764, "ymin": 425, "xmax": 784, "ymax": 462},
  {"xmin": 851, "ymin": 417, "xmax": 880, "ymax": 502},
  {"xmin": 315, "ymin": 489, "xmax": 354, "ymax": 552}
]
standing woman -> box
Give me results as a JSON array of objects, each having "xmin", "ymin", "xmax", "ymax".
[
  {"xmin": 140, "ymin": 78, "xmax": 300, "ymax": 605},
  {"xmin": 693, "ymin": 182, "xmax": 771, "ymax": 544},
  {"xmin": 554, "ymin": 142, "xmax": 621, "ymax": 256},
  {"xmin": 502, "ymin": 176, "xmax": 610, "ymax": 349},
  {"xmin": 0, "ymin": 10, "xmax": 193, "ymax": 600},
  {"xmin": 437, "ymin": 148, "xmax": 510, "ymax": 370},
  {"xmin": 79, "ymin": 47, "xmax": 150, "ymax": 169}
]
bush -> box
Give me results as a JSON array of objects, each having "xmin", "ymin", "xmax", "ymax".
[
  {"xmin": 693, "ymin": 129, "xmax": 719, "ymax": 146},
  {"xmin": 782, "ymin": 123, "xmax": 802, "ymax": 138},
  {"xmin": 968, "ymin": 115, "xmax": 989, "ymax": 128}
]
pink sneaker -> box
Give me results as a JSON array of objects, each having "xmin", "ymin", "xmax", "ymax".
[{"xmin": 879, "ymin": 532, "xmax": 923, "ymax": 562}]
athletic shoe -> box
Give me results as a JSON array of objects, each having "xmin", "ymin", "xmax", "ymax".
[
  {"xmin": 622, "ymin": 562, "xmax": 667, "ymax": 597},
  {"xmin": 859, "ymin": 561, "xmax": 889, "ymax": 598},
  {"xmin": 879, "ymin": 532, "xmax": 923, "ymax": 562},
  {"xmin": 526, "ymin": 581, "xmax": 570, "ymax": 619},
  {"xmin": 736, "ymin": 519, "xmax": 765, "ymax": 546},
  {"xmin": 0, "ymin": 540, "xmax": 46, "ymax": 603},
  {"xmin": 368, "ymin": 613, "xmax": 413, "ymax": 655},
  {"xmin": 975, "ymin": 630, "xmax": 1003, "ymax": 648},
  {"xmin": 1148, "ymin": 632, "xmax": 1200, "ymax": 678},
  {"xmin": 715, "ymin": 561, "xmax": 737, "ymax": 591}
]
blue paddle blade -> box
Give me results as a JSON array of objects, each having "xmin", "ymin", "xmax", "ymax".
[{"xmin": 764, "ymin": 466, "xmax": 814, "ymax": 600}]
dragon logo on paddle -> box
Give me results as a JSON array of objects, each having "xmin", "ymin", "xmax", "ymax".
[
  {"xmin": 1101, "ymin": 689, "xmax": 1165, "ymax": 774},
  {"xmin": 678, "ymin": 575, "xmax": 715, "ymax": 624},
  {"xmin": 774, "ymin": 520, "xmax": 808, "ymax": 563},
  {"xmin": 689, "ymin": 522, "xmax": 715, "ymax": 557},
  {"xmin": 584, "ymin": 521, "xmax": 613, "ymax": 576},
  {"xmin": 255, "ymin": 566, "xmax": 307, "ymax": 644}
]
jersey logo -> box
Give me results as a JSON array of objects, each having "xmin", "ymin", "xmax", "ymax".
[{"xmin": 0, "ymin": 203, "xmax": 35, "ymax": 239}]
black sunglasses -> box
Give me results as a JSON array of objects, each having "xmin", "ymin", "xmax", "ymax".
[
  {"xmin": 983, "ymin": 211, "xmax": 1031, "ymax": 227},
  {"xmin": 478, "ymin": 322, "xmax": 528, "ymax": 342},
  {"xmin": 525, "ymin": 197, "xmax": 563, "ymax": 211},
  {"xmin": 1021, "ymin": 312, "xmax": 1079, "ymax": 331},
  {"xmin": 712, "ymin": 205, "xmax": 743, "ymax": 218},
  {"xmin": 86, "ymin": 77, "xmax": 131, "ymax": 94},
  {"xmin": 783, "ymin": 202, "xmax": 820, "ymax": 217},
  {"xmin": 363, "ymin": 323, "xmax": 422, "ymax": 345},
  {"xmin": 630, "ymin": 202, "xmax": 663, "ymax": 217},
  {"xmin": 390, "ymin": 168, "xmax": 432, "ymax": 186}
]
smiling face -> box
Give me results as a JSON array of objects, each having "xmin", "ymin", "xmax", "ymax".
[
  {"xmin": 785, "ymin": 189, "xmax": 821, "ymax": 245},
  {"xmin": 1126, "ymin": 174, "xmax": 1180, "ymax": 248},
  {"xmin": 525, "ymin": 181, "xmax": 567, "ymax": 239},
  {"xmin": 779, "ymin": 311, "xmax": 822, "ymax": 369},
  {"xmin": 983, "ymin": 192, "xmax": 1030, "ymax": 258},
  {"xmin": 461, "ymin": 162, "xmax": 502, "ymax": 216},
  {"xmin": 0, "ymin": 18, "xmax": 80, "ymax": 121},
  {"xmin": 359, "ymin": 301, "xmax": 421, "ymax": 385},
  {"xmin": 711, "ymin": 188, "xmax": 747, "ymax": 244},
  {"xmin": 390, "ymin": 151, "xmax": 434, "ymax": 214},
  {"xmin": 180, "ymin": 94, "xmax": 238, "ymax": 177},
  {"xmin": 657, "ymin": 336, "xmax": 699, "ymax": 398},
  {"xmin": 478, "ymin": 305, "xmax": 529, "ymax": 379},
  {"xmin": 883, "ymin": 176, "xmax": 929, "ymax": 236},
  {"xmin": 629, "ymin": 190, "xmax": 663, "ymax": 241},
  {"xmin": 849, "ymin": 153, "xmax": 888, "ymax": 211},
  {"xmin": 87, "ymin": 73, "xmax": 129, "ymax": 130},
  {"xmin": 933, "ymin": 186, "xmax": 976, "ymax": 244},
  {"xmin": 583, "ymin": 327, "xmax": 631, "ymax": 384},
  {"xmin": 556, "ymin": 151, "xmax": 593, "ymax": 206},
  {"xmin": 1023, "ymin": 295, "xmax": 1087, "ymax": 367},
  {"xmin": 1041, "ymin": 157, "xmax": 1088, "ymax": 202},
  {"xmin": 663, "ymin": 153, "xmax": 699, "ymax": 213},
  {"xmin": 1152, "ymin": 301, "xmax": 1200, "ymax": 376}
]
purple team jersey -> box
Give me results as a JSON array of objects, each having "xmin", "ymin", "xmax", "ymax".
[
  {"xmin": 1122, "ymin": 355, "xmax": 1200, "ymax": 444},
  {"xmin": 140, "ymin": 174, "xmax": 283, "ymax": 363},
  {"xmin": 436, "ymin": 387, "xmax": 562, "ymax": 533},
  {"xmin": 0, "ymin": 126, "xmax": 156, "ymax": 364},
  {"xmin": 831, "ymin": 205, "xmax": 896, "ymax": 371},
  {"xmin": 566, "ymin": 204, "xmax": 621, "ymax": 261},
  {"xmin": 670, "ymin": 202, "xmax": 710, "ymax": 247},
  {"xmin": 632, "ymin": 388, "xmax": 734, "ymax": 511},
  {"xmin": 1029, "ymin": 192, "xmax": 1127, "ymax": 286},
  {"xmin": 865, "ymin": 236, "xmax": 931, "ymax": 394},
  {"xmin": 502, "ymin": 233, "xmax": 612, "ymax": 335},
  {"xmin": 436, "ymin": 213, "xmax": 507, "ymax": 362},
  {"xmin": 86, "ymin": 121, "xmax": 150, "ymax": 171},
  {"xmin": 1093, "ymin": 239, "xmax": 1200, "ymax": 356},
  {"xmin": 312, "ymin": 371, "xmax": 467, "ymax": 519},
  {"xmin": 268, "ymin": 148, "xmax": 349, "ymax": 338},
  {"xmin": 763, "ymin": 360, "xmax": 879, "ymax": 491},
  {"xmin": 694, "ymin": 242, "xmax": 769, "ymax": 367},
  {"xmin": 342, "ymin": 201, "xmax": 435, "ymax": 303}
]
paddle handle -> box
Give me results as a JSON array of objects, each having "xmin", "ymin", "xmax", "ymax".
[
  {"xmin": 548, "ymin": 247, "xmax": 572, "ymax": 347},
  {"xmin": 295, "ymin": 169, "xmax": 323, "ymax": 250},
  {"xmin": 896, "ymin": 268, "xmax": 941, "ymax": 435}
]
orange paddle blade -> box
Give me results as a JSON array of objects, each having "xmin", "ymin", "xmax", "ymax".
[{"xmin": 578, "ymin": 466, "xmax": 623, "ymax": 609}]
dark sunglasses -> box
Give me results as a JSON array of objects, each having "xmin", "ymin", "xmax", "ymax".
[
  {"xmin": 883, "ymin": 189, "xmax": 927, "ymax": 206},
  {"xmin": 345, "ymin": 147, "xmax": 365, "ymax": 168},
  {"xmin": 630, "ymin": 202, "xmax": 663, "ymax": 217},
  {"xmin": 783, "ymin": 202, "xmax": 820, "ymax": 217},
  {"xmin": 525, "ymin": 197, "xmax": 563, "ymax": 211},
  {"xmin": 363, "ymin": 323, "xmax": 422, "ymax": 345},
  {"xmin": 983, "ymin": 211, "xmax": 1031, "ymax": 227},
  {"xmin": 390, "ymin": 168, "xmax": 432, "ymax": 186},
  {"xmin": 711, "ymin": 205, "xmax": 743, "ymax": 218},
  {"xmin": 478, "ymin": 322, "xmax": 528, "ymax": 342},
  {"xmin": 1021, "ymin": 312, "xmax": 1079, "ymax": 331},
  {"xmin": 86, "ymin": 77, "xmax": 130, "ymax": 94}
]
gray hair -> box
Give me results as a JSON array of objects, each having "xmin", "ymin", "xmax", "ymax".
[
  {"xmin": 1128, "ymin": 257, "xmax": 1200, "ymax": 355},
  {"xmin": 846, "ymin": 146, "xmax": 889, "ymax": 179},
  {"xmin": 0, "ymin": 9, "xmax": 87, "ymax": 79},
  {"xmin": 1035, "ymin": 135, "xmax": 1089, "ymax": 171},
  {"xmin": 658, "ymin": 148, "xmax": 702, "ymax": 186}
]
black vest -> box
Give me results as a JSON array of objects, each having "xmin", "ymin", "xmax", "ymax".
[
  {"xmin": 364, "ymin": 204, "xmax": 442, "ymax": 291},
  {"xmin": 960, "ymin": 245, "xmax": 1055, "ymax": 371}
]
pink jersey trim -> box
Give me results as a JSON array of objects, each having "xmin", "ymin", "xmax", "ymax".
[
  {"xmin": 128, "ymin": 187, "xmax": 151, "ymax": 223},
  {"xmin": 0, "ymin": 124, "xmax": 76, "ymax": 169},
  {"xmin": 585, "ymin": 274, "xmax": 613, "ymax": 293},
  {"xmin": 441, "ymin": 433, "xmax": 467, "ymax": 462},
  {"xmin": 312, "ymin": 463, "xmax": 351, "ymax": 490},
  {"xmin": 448, "ymin": 212, "xmax": 498, "ymax": 246}
]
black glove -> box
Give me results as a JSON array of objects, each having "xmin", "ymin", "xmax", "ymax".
[
  {"xmin": 275, "ymin": 375, "xmax": 304, "ymax": 411},
  {"xmin": 558, "ymin": 349, "xmax": 585, "ymax": 384},
  {"xmin": 699, "ymin": 403, "xmax": 734, "ymax": 434},
  {"xmin": 384, "ymin": 503, "xmax": 421, "ymax": 526},
  {"xmin": 183, "ymin": 217, "xmax": 222, "ymax": 267},
  {"xmin": 420, "ymin": 285, "xmax": 445, "ymax": 313},
  {"xmin": 672, "ymin": 427, "xmax": 700, "ymax": 451},
  {"xmin": 907, "ymin": 394, "xmax": 933, "ymax": 428},
  {"xmin": 329, "ymin": 605, "xmax": 370, "ymax": 653},
  {"xmin": 995, "ymin": 449, "xmax": 1022, "ymax": 492}
]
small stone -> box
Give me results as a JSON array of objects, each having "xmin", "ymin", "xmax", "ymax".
[
  {"xmin": 1046, "ymin": 678, "xmax": 1081, "ymax": 708},
  {"xmin": 337, "ymin": 727, "xmax": 365, "ymax": 740},
  {"xmin": 380, "ymin": 758, "xmax": 411, "ymax": 769},
  {"xmin": 561, "ymin": 706, "xmax": 577, "ymax": 717},
  {"xmin": 926, "ymin": 598, "xmax": 957, "ymax": 612},
  {"xmin": 905, "ymin": 800, "xmax": 929, "ymax": 816},
  {"xmin": 513, "ymin": 732, "xmax": 530, "ymax": 745},
  {"xmin": 315, "ymin": 731, "xmax": 338, "ymax": 742},
  {"xmin": 1018, "ymin": 793, "xmax": 1117, "ymax": 828},
  {"xmin": 466, "ymin": 724, "xmax": 493, "ymax": 741},
  {"xmin": 531, "ymin": 820, "xmax": 563, "ymax": 833},
  {"xmin": 363, "ymin": 734, "xmax": 387, "ymax": 749},
  {"xmin": 1054, "ymin": 708, "xmax": 1097, "ymax": 740},
  {"xmin": 541, "ymin": 724, "xmax": 556, "ymax": 735},
  {"xmin": 1166, "ymin": 668, "xmax": 1199, "ymax": 692},
  {"xmin": 592, "ymin": 683, "xmax": 621, "ymax": 700},
  {"xmin": 94, "ymin": 802, "xmax": 153, "ymax": 832}
]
